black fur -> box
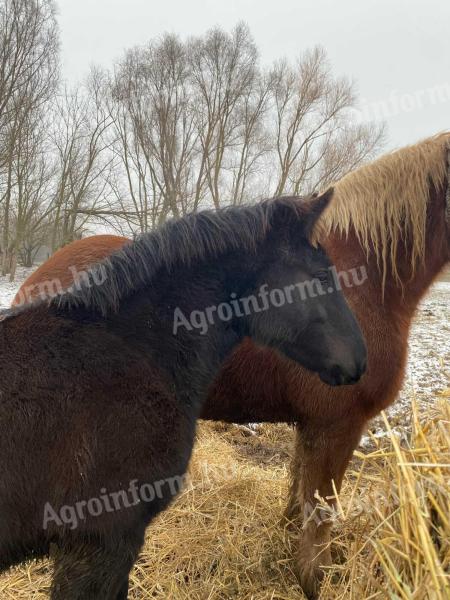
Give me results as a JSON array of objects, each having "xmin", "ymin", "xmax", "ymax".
[{"xmin": 0, "ymin": 192, "xmax": 366, "ymax": 599}]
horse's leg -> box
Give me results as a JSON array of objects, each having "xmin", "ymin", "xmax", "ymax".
[
  {"xmin": 115, "ymin": 577, "xmax": 129, "ymax": 600},
  {"xmin": 50, "ymin": 536, "xmax": 141, "ymax": 600},
  {"xmin": 285, "ymin": 418, "xmax": 366, "ymax": 599}
]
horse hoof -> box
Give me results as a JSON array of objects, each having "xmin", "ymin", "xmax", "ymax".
[
  {"xmin": 294, "ymin": 563, "xmax": 322, "ymax": 599},
  {"xmin": 294, "ymin": 545, "xmax": 331, "ymax": 599}
]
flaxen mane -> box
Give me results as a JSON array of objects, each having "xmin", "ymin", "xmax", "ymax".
[
  {"xmin": 52, "ymin": 197, "xmax": 305, "ymax": 316},
  {"xmin": 312, "ymin": 132, "xmax": 450, "ymax": 286}
]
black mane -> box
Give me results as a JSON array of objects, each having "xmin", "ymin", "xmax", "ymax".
[{"xmin": 48, "ymin": 197, "xmax": 307, "ymax": 316}]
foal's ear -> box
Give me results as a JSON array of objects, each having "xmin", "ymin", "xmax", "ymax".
[{"xmin": 302, "ymin": 187, "xmax": 334, "ymax": 237}]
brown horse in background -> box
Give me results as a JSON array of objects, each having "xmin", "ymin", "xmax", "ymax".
[
  {"xmin": 14, "ymin": 133, "xmax": 450, "ymax": 598},
  {"xmin": 13, "ymin": 235, "xmax": 129, "ymax": 307}
]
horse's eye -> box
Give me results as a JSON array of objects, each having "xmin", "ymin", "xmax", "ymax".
[{"xmin": 315, "ymin": 270, "xmax": 329, "ymax": 284}]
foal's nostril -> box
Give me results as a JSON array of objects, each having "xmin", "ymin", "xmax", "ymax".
[
  {"xmin": 349, "ymin": 360, "xmax": 366, "ymax": 383},
  {"xmin": 325, "ymin": 364, "xmax": 346, "ymax": 386},
  {"xmin": 319, "ymin": 359, "xmax": 366, "ymax": 387},
  {"xmin": 337, "ymin": 359, "xmax": 365, "ymax": 385},
  {"xmin": 356, "ymin": 356, "xmax": 367, "ymax": 379}
]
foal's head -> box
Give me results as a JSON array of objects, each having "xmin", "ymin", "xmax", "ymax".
[{"xmin": 243, "ymin": 190, "xmax": 367, "ymax": 386}]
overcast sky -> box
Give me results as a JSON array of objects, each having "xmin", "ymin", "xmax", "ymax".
[{"xmin": 57, "ymin": 0, "xmax": 450, "ymax": 151}]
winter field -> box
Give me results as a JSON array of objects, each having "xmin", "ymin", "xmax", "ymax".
[{"xmin": 0, "ymin": 266, "xmax": 448, "ymax": 599}]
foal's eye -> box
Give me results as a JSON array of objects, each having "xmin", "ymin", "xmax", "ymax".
[{"xmin": 315, "ymin": 270, "xmax": 329, "ymax": 284}]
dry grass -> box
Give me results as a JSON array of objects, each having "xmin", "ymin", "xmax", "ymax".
[
  {"xmin": 321, "ymin": 396, "xmax": 450, "ymax": 600},
  {"xmin": 0, "ymin": 400, "xmax": 448, "ymax": 599}
]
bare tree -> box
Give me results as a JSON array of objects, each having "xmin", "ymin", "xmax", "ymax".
[
  {"xmin": 0, "ymin": 20, "xmax": 384, "ymax": 270},
  {"xmin": 189, "ymin": 23, "xmax": 259, "ymax": 209},
  {"xmin": 7, "ymin": 107, "xmax": 55, "ymax": 276},
  {"xmin": 49, "ymin": 76, "xmax": 113, "ymax": 250},
  {"xmin": 103, "ymin": 29, "xmax": 382, "ymax": 230},
  {"xmin": 106, "ymin": 96, "xmax": 156, "ymax": 232},
  {"xmin": 269, "ymin": 47, "xmax": 383, "ymax": 196},
  {"xmin": 229, "ymin": 71, "xmax": 272, "ymax": 204},
  {"xmin": 0, "ymin": 0, "xmax": 58, "ymax": 276},
  {"xmin": 111, "ymin": 34, "xmax": 198, "ymax": 225}
]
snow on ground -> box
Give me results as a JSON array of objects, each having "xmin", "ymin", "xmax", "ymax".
[
  {"xmin": 358, "ymin": 280, "xmax": 450, "ymax": 446},
  {"xmin": 0, "ymin": 266, "xmax": 35, "ymax": 308},
  {"xmin": 401, "ymin": 281, "xmax": 450, "ymax": 403},
  {"xmin": 0, "ymin": 267, "xmax": 448, "ymax": 441}
]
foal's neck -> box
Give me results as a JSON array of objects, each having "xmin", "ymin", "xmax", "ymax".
[{"xmin": 121, "ymin": 254, "xmax": 253, "ymax": 412}]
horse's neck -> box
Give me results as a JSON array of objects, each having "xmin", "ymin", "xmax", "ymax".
[
  {"xmin": 124, "ymin": 263, "xmax": 243, "ymax": 410},
  {"xmin": 323, "ymin": 227, "xmax": 447, "ymax": 412},
  {"xmin": 326, "ymin": 230, "xmax": 446, "ymax": 327}
]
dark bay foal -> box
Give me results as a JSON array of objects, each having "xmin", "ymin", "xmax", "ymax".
[{"xmin": 0, "ymin": 191, "xmax": 366, "ymax": 599}]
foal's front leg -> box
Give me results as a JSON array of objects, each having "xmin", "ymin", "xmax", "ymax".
[
  {"xmin": 51, "ymin": 537, "xmax": 140, "ymax": 600},
  {"xmin": 115, "ymin": 577, "xmax": 130, "ymax": 600},
  {"xmin": 285, "ymin": 419, "xmax": 366, "ymax": 599}
]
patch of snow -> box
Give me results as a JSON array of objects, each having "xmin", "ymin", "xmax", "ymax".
[
  {"xmin": 0, "ymin": 267, "xmax": 35, "ymax": 309},
  {"xmin": 362, "ymin": 280, "xmax": 450, "ymax": 446}
]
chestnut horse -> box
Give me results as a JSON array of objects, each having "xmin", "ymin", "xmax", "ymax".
[
  {"xmin": 0, "ymin": 193, "xmax": 368, "ymax": 599},
  {"xmin": 14, "ymin": 133, "xmax": 450, "ymax": 598}
]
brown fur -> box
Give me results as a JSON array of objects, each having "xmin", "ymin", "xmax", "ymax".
[
  {"xmin": 14, "ymin": 134, "xmax": 450, "ymax": 598},
  {"xmin": 12, "ymin": 235, "xmax": 129, "ymax": 307}
]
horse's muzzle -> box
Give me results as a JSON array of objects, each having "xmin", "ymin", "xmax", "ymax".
[{"xmin": 318, "ymin": 357, "xmax": 367, "ymax": 386}]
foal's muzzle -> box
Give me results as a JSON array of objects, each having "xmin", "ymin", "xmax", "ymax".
[{"xmin": 318, "ymin": 356, "xmax": 367, "ymax": 386}]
